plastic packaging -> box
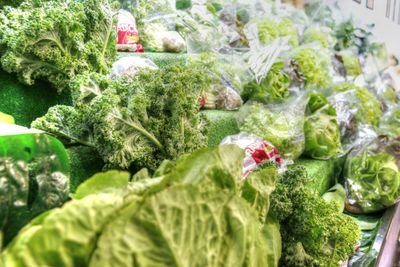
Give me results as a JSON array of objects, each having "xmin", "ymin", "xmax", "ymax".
[
  {"xmin": 379, "ymin": 106, "xmax": 400, "ymax": 138},
  {"xmin": 344, "ymin": 133, "xmax": 400, "ymax": 214},
  {"xmin": 0, "ymin": 125, "xmax": 70, "ymax": 245},
  {"xmin": 221, "ymin": 132, "xmax": 284, "ymax": 178},
  {"xmin": 189, "ymin": 50, "xmax": 247, "ymax": 110},
  {"xmin": 110, "ymin": 56, "xmax": 158, "ymax": 79},
  {"xmin": 116, "ymin": 9, "xmax": 143, "ymax": 52},
  {"xmin": 238, "ymin": 93, "xmax": 307, "ymax": 161}
]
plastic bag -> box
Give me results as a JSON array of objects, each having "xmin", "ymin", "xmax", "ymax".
[
  {"xmin": 189, "ymin": 50, "xmax": 247, "ymax": 110},
  {"xmin": 328, "ymin": 90, "xmax": 358, "ymax": 139},
  {"xmin": 221, "ymin": 132, "xmax": 284, "ymax": 178},
  {"xmin": 238, "ymin": 93, "xmax": 307, "ymax": 161},
  {"xmin": 109, "ymin": 56, "xmax": 158, "ymax": 79},
  {"xmin": 141, "ymin": 14, "xmax": 186, "ymax": 53},
  {"xmin": 304, "ymin": 93, "xmax": 343, "ymax": 160},
  {"xmin": 344, "ymin": 133, "xmax": 400, "ymax": 214},
  {"xmin": 379, "ymin": 105, "xmax": 400, "ymax": 138},
  {"xmin": 116, "ymin": 10, "xmax": 143, "ymax": 52}
]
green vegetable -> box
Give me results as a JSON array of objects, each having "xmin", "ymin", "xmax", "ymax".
[
  {"xmin": 1, "ymin": 193, "xmax": 126, "ymax": 267},
  {"xmin": 258, "ymin": 18, "xmax": 299, "ymax": 47},
  {"xmin": 292, "ymin": 47, "xmax": 332, "ymax": 89},
  {"xmin": 0, "ymin": 112, "xmax": 14, "ymax": 124},
  {"xmin": 242, "ymin": 62, "xmax": 290, "ymax": 103},
  {"xmin": 292, "ymin": 158, "xmax": 340, "ymax": 196},
  {"xmin": 32, "ymin": 65, "xmax": 209, "ymax": 171},
  {"xmin": 0, "ymin": 0, "xmax": 23, "ymax": 8},
  {"xmin": 304, "ymin": 93, "xmax": 342, "ymax": 159},
  {"xmin": 0, "ymin": 0, "xmax": 117, "ymax": 92},
  {"xmin": 341, "ymin": 55, "xmax": 361, "ymax": 77},
  {"xmin": 303, "ymin": 26, "xmax": 333, "ymax": 49},
  {"xmin": 333, "ymin": 82, "xmax": 382, "ymax": 127},
  {"xmin": 240, "ymin": 103, "xmax": 305, "ymax": 160},
  {"xmin": 345, "ymin": 151, "xmax": 400, "ymax": 213},
  {"xmin": 71, "ymin": 171, "xmax": 130, "ymax": 200},
  {"xmin": 202, "ymin": 110, "xmax": 240, "ymax": 148},
  {"xmin": 270, "ymin": 166, "xmax": 361, "ymax": 266},
  {"xmin": 322, "ymin": 184, "xmax": 346, "ymax": 212},
  {"xmin": 2, "ymin": 145, "xmax": 281, "ymax": 267}
]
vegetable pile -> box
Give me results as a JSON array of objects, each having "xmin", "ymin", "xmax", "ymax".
[{"xmin": 0, "ymin": 0, "xmax": 399, "ymax": 267}]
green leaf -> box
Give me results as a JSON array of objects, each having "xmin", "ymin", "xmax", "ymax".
[
  {"xmin": 322, "ymin": 184, "xmax": 346, "ymax": 212},
  {"xmin": 240, "ymin": 166, "xmax": 277, "ymax": 223},
  {"xmin": 71, "ymin": 171, "xmax": 130, "ymax": 200},
  {"xmin": 1, "ymin": 194, "xmax": 126, "ymax": 267},
  {"xmin": 89, "ymin": 185, "xmax": 272, "ymax": 267}
]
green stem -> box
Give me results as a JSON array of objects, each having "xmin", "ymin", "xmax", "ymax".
[{"xmin": 111, "ymin": 114, "xmax": 164, "ymax": 150}]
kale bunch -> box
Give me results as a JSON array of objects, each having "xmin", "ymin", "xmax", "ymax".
[
  {"xmin": 0, "ymin": 0, "xmax": 118, "ymax": 91},
  {"xmin": 32, "ymin": 65, "xmax": 209, "ymax": 170},
  {"xmin": 270, "ymin": 167, "xmax": 360, "ymax": 266}
]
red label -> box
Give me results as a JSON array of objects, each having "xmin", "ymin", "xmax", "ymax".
[{"xmin": 117, "ymin": 24, "xmax": 139, "ymax": 45}]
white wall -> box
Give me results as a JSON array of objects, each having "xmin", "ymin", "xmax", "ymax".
[{"xmin": 323, "ymin": 0, "xmax": 400, "ymax": 57}]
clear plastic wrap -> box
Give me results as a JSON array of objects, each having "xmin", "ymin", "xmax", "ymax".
[
  {"xmin": 189, "ymin": 50, "xmax": 246, "ymax": 110},
  {"xmin": 109, "ymin": 56, "xmax": 158, "ymax": 79},
  {"xmin": 237, "ymin": 93, "xmax": 307, "ymax": 161},
  {"xmin": 344, "ymin": 132, "xmax": 400, "ymax": 214},
  {"xmin": 220, "ymin": 132, "xmax": 284, "ymax": 178},
  {"xmin": 379, "ymin": 105, "xmax": 400, "ymax": 138}
]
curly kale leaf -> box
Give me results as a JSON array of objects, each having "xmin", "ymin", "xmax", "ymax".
[
  {"xmin": 270, "ymin": 167, "xmax": 360, "ymax": 266},
  {"xmin": 0, "ymin": 0, "xmax": 117, "ymax": 91},
  {"xmin": 33, "ymin": 65, "xmax": 209, "ymax": 170}
]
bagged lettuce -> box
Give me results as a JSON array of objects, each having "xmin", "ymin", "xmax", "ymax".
[
  {"xmin": 332, "ymin": 82, "xmax": 383, "ymax": 128},
  {"xmin": 304, "ymin": 93, "xmax": 342, "ymax": 159},
  {"xmin": 290, "ymin": 46, "xmax": 333, "ymax": 89},
  {"xmin": 344, "ymin": 136, "xmax": 400, "ymax": 214},
  {"xmin": 238, "ymin": 94, "xmax": 307, "ymax": 161}
]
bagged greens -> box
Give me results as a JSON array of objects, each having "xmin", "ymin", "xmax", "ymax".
[
  {"xmin": 239, "ymin": 94, "xmax": 307, "ymax": 161},
  {"xmin": 344, "ymin": 138, "xmax": 400, "ymax": 214},
  {"xmin": 304, "ymin": 93, "xmax": 342, "ymax": 159},
  {"xmin": 291, "ymin": 46, "xmax": 333, "ymax": 89}
]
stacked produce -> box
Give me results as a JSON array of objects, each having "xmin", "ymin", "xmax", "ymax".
[{"xmin": 0, "ymin": 0, "xmax": 399, "ymax": 267}]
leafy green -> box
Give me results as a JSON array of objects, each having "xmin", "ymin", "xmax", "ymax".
[
  {"xmin": 32, "ymin": 65, "xmax": 209, "ymax": 170},
  {"xmin": 333, "ymin": 82, "xmax": 382, "ymax": 127},
  {"xmin": 71, "ymin": 171, "xmax": 130, "ymax": 200},
  {"xmin": 0, "ymin": 0, "xmax": 117, "ymax": 92},
  {"xmin": 240, "ymin": 103, "xmax": 305, "ymax": 160},
  {"xmin": 303, "ymin": 26, "xmax": 334, "ymax": 49},
  {"xmin": 292, "ymin": 47, "xmax": 332, "ymax": 89},
  {"xmin": 242, "ymin": 62, "xmax": 290, "ymax": 103},
  {"xmin": 1, "ymin": 193, "xmax": 126, "ymax": 267},
  {"xmin": 345, "ymin": 151, "xmax": 400, "ymax": 213},
  {"xmin": 2, "ymin": 145, "xmax": 281, "ymax": 267},
  {"xmin": 258, "ymin": 18, "xmax": 299, "ymax": 47},
  {"xmin": 341, "ymin": 55, "xmax": 361, "ymax": 77},
  {"xmin": 90, "ymin": 185, "xmax": 272, "ymax": 267},
  {"xmin": 304, "ymin": 93, "xmax": 342, "ymax": 159},
  {"xmin": 270, "ymin": 166, "xmax": 360, "ymax": 266},
  {"xmin": 322, "ymin": 184, "xmax": 346, "ymax": 212}
]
